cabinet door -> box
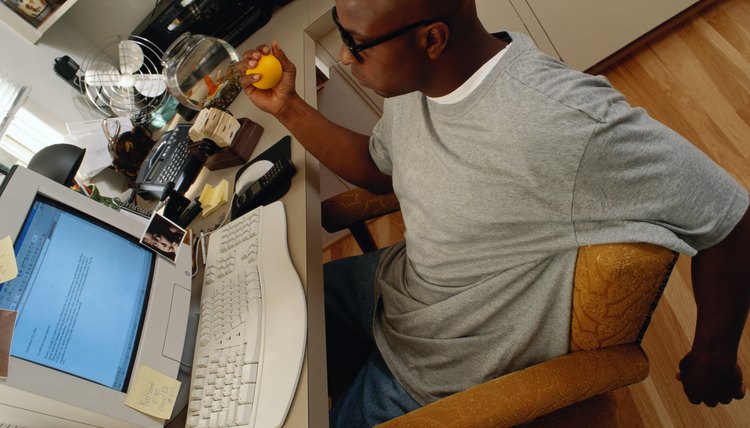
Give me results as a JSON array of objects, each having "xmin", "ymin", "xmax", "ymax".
[
  {"xmin": 476, "ymin": 0, "xmax": 528, "ymax": 34},
  {"xmin": 527, "ymin": 0, "xmax": 698, "ymax": 70},
  {"xmin": 476, "ymin": 0, "xmax": 557, "ymax": 58}
]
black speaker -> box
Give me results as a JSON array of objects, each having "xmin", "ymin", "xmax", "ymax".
[{"xmin": 27, "ymin": 144, "xmax": 86, "ymax": 187}]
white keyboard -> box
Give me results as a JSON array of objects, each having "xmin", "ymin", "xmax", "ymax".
[{"xmin": 186, "ymin": 201, "xmax": 307, "ymax": 428}]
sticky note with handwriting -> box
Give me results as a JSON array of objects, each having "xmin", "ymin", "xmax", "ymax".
[
  {"xmin": 124, "ymin": 364, "xmax": 181, "ymax": 420},
  {"xmin": 0, "ymin": 236, "xmax": 19, "ymax": 283}
]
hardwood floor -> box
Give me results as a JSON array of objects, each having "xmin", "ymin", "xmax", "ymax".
[
  {"xmin": 322, "ymin": 0, "xmax": 750, "ymax": 425},
  {"xmin": 603, "ymin": 1, "xmax": 750, "ymax": 426}
]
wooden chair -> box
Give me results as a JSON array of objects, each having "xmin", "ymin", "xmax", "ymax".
[{"xmin": 321, "ymin": 188, "xmax": 679, "ymax": 427}]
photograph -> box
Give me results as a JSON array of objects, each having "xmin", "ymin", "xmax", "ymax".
[
  {"xmin": 1, "ymin": 0, "xmax": 57, "ymax": 28},
  {"xmin": 140, "ymin": 212, "xmax": 186, "ymax": 263}
]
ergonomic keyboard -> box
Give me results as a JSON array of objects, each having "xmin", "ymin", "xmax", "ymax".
[{"xmin": 186, "ymin": 201, "xmax": 307, "ymax": 428}]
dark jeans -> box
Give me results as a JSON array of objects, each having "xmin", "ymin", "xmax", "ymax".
[{"xmin": 324, "ymin": 249, "xmax": 421, "ymax": 427}]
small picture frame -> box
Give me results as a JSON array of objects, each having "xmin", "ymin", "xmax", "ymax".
[
  {"xmin": 1, "ymin": 0, "xmax": 55, "ymax": 28},
  {"xmin": 140, "ymin": 212, "xmax": 186, "ymax": 263}
]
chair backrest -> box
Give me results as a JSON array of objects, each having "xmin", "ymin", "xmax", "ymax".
[{"xmin": 570, "ymin": 243, "xmax": 679, "ymax": 352}]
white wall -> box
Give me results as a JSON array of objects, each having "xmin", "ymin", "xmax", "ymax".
[{"xmin": 0, "ymin": 0, "xmax": 154, "ymax": 129}]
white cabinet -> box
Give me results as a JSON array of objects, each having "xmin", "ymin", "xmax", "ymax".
[
  {"xmin": 476, "ymin": 0, "xmax": 557, "ymax": 59},
  {"xmin": 522, "ymin": 0, "xmax": 699, "ymax": 70}
]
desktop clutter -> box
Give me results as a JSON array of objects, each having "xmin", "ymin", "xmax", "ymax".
[
  {"xmin": 0, "ymin": 31, "xmax": 306, "ymax": 426},
  {"xmin": 30, "ymin": 102, "xmax": 297, "ymax": 240},
  {"xmin": 40, "ymin": 33, "xmax": 294, "ymax": 256}
]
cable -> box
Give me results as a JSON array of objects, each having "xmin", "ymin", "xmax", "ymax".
[
  {"xmin": 191, "ymin": 231, "xmax": 207, "ymax": 278},
  {"xmin": 189, "ymin": 191, "xmax": 237, "ymax": 278}
]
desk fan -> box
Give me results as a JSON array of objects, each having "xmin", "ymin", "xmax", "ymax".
[{"xmin": 80, "ymin": 35, "xmax": 168, "ymax": 124}]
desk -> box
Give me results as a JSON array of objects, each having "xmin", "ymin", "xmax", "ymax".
[{"xmin": 169, "ymin": 2, "xmax": 332, "ymax": 426}]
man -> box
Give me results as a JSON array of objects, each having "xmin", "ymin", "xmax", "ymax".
[{"xmin": 236, "ymin": 0, "xmax": 750, "ymax": 425}]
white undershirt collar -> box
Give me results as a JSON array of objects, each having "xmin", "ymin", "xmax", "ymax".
[{"xmin": 428, "ymin": 43, "xmax": 511, "ymax": 105}]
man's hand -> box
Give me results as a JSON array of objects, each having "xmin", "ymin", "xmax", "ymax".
[
  {"xmin": 677, "ymin": 351, "xmax": 746, "ymax": 406},
  {"xmin": 236, "ymin": 41, "xmax": 298, "ymax": 116},
  {"xmin": 684, "ymin": 205, "xmax": 750, "ymax": 407}
]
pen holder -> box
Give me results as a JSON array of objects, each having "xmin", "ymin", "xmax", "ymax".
[{"xmin": 204, "ymin": 118, "xmax": 264, "ymax": 171}]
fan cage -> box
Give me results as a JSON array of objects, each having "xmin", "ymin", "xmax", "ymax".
[{"xmin": 80, "ymin": 35, "xmax": 168, "ymax": 125}]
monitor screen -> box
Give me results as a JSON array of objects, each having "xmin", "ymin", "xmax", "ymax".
[{"xmin": 0, "ymin": 195, "xmax": 154, "ymax": 392}]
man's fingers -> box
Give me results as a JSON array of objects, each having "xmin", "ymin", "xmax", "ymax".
[{"xmin": 271, "ymin": 41, "xmax": 293, "ymax": 72}]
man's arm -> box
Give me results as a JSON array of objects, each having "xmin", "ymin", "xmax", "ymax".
[
  {"xmin": 678, "ymin": 204, "xmax": 750, "ymax": 406},
  {"xmin": 236, "ymin": 41, "xmax": 392, "ymax": 194}
]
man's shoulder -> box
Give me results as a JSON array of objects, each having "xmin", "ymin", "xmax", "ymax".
[{"xmin": 500, "ymin": 33, "xmax": 626, "ymax": 122}]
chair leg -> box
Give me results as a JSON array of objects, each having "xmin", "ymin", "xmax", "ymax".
[{"xmin": 349, "ymin": 221, "xmax": 377, "ymax": 253}]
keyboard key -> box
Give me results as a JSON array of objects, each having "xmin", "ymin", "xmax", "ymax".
[
  {"xmin": 236, "ymin": 403, "xmax": 253, "ymax": 425},
  {"xmin": 219, "ymin": 409, "xmax": 229, "ymax": 428},
  {"xmin": 241, "ymin": 363, "xmax": 258, "ymax": 384},
  {"xmin": 228, "ymin": 402, "xmax": 238, "ymax": 425},
  {"xmin": 239, "ymin": 383, "xmax": 255, "ymax": 404},
  {"xmin": 188, "ymin": 415, "xmax": 200, "ymax": 427}
]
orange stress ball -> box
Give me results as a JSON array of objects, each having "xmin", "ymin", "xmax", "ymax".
[{"xmin": 245, "ymin": 54, "xmax": 282, "ymax": 90}]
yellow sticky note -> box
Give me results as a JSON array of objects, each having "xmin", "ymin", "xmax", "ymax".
[
  {"xmin": 0, "ymin": 236, "xmax": 19, "ymax": 283},
  {"xmin": 200, "ymin": 179, "xmax": 229, "ymax": 217},
  {"xmin": 124, "ymin": 365, "xmax": 181, "ymax": 420}
]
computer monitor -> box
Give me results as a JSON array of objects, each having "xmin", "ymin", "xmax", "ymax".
[{"xmin": 0, "ymin": 166, "xmax": 193, "ymax": 427}]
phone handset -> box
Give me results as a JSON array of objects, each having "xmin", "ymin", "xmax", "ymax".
[{"xmin": 235, "ymin": 158, "xmax": 296, "ymax": 209}]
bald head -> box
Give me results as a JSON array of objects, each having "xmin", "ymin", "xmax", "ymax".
[
  {"xmin": 337, "ymin": 0, "xmax": 477, "ymax": 43},
  {"xmin": 334, "ymin": 0, "xmax": 506, "ymax": 97}
]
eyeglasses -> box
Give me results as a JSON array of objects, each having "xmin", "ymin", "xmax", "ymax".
[{"xmin": 332, "ymin": 6, "xmax": 440, "ymax": 62}]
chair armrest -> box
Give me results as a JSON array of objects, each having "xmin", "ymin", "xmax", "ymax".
[
  {"xmin": 377, "ymin": 344, "xmax": 649, "ymax": 428},
  {"xmin": 321, "ymin": 188, "xmax": 400, "ymax": 233}
]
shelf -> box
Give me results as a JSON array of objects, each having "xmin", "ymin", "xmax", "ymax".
[{"xmin": 0, "ymin": 0, "xmax": 78, "ymax": 44}]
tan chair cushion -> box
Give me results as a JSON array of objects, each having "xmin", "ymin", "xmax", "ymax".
[{"xmin": 571, "ymin": 243, "xmax": 678, "ymax": 351}]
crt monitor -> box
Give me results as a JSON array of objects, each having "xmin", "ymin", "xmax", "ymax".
[{"xmin": 0, "ymin": 166, "xmax": 193, "ymax": 427}]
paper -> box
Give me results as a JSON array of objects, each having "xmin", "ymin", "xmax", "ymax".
[
  {"xmin": 199, "ymin": 179, "xmax": 229, "ymax": 217},
  {"xmin": 0, "ymin": 309, "xmax": 17, "ymax": 378},
  {"xmin": 0, "ymin": 236, "xmax": 19, "ymax": 283},
  {"xmin": 124, "ymin": 365, "xmax": 181, "ymax": 420},
  {"xmin": 64, "ymin": 117, "xmax": 134, "ymax": 179}
]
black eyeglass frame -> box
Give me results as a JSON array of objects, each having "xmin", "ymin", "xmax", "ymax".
[{"xmin": 332, "ymin": 6, "xmax": 441, "ymax": 62}]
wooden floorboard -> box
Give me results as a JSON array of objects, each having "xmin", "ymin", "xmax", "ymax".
[{"xmin": 322, "ymin": 0, "xmax": 750, "ymax": 425}]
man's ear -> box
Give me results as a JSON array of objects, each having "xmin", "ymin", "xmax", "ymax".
[{"xmin": 424, "ymin": 23, "xmax": 449, "ymax": 60}]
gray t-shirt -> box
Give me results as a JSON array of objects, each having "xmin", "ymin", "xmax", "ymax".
[{"xmin": 368, "ymin": 32, "xmax": 749, "ymax": 405}]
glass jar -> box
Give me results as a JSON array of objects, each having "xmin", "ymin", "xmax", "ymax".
[{"xmin": 161, "ymin": 33, "xmax": 242, "ymax": 112}]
